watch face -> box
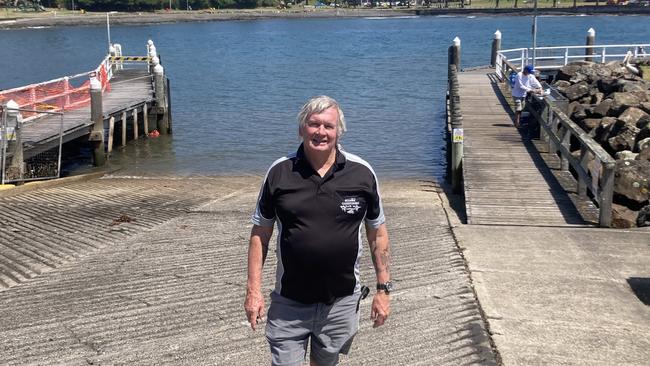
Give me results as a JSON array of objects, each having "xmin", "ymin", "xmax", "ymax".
[{"xmin": 385, "ymin": 281, "xmax": 394, "ymax": 292}]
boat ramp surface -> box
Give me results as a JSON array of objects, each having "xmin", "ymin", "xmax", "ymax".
[{"xmin": 0, "ymin": 176, "xmax": 496, "ymax": 365}]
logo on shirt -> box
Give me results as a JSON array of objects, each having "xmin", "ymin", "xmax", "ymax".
[{"xmin": 340, "ymin": 197, "xmax": 362, "ymax": 214}]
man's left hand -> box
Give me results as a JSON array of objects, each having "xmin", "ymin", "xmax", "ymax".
[{"xmin": 370, "ymin": 291, "xmax": 390, "ymax": 328}]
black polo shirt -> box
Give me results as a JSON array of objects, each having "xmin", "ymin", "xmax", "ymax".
[{"xmin": 252, "ymin": 144, "xmax": 385, "ymax": 304}]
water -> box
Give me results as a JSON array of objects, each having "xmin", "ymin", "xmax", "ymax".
[{"xmin": 1, "ymin": 15, "xmax": 649, "ymax": 179}]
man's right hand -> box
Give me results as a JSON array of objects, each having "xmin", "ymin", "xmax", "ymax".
[{"xmin": 244, "ymin": 289, "xmax": 265, "ymax": 331}]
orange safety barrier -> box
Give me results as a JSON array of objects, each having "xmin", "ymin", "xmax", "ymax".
[{"xmin": 0, "ymin": 61, "xmax": 112, "ymax": 119}]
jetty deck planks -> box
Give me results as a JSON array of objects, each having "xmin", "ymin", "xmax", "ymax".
[
  {"xmin": 457, "ymin": 69, "xmax": 587, "ymax": 226},
  {"xmin": 19, "ymin": 69, "xmax": 153, "ymax": 158}
]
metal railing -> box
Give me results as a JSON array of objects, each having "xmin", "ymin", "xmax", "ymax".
[
  {"xmin": 527, "ymin": 95, "xmax": 615, "ymax": 227},
  {"xmin": 496, "ymin": 43, "xmax": 650, "ymax": 78},
  {"xmin": 0, "ymin": 106, "xmax": 64, "ymax": 185}
]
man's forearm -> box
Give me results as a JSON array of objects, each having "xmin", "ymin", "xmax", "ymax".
[
  {"xmin": 368, "ymin": 224, "xmax": 391, "ymax": 283},
  {"xmin": 247, "ymin": 226, "xmax": 272, "ymax": 293}
]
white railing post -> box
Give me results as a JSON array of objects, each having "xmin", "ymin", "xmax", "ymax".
[
  {"xmin": 564, "ymin": 48, "xmax": 569, "ymax": 65},
  {"xmin": 601, "ymin": 48, "xmax": 606, "ymax": 63}
]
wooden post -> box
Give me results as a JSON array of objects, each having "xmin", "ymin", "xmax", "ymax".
[
  {"xmin": 154, "ymin": 64, "xmax": 170, "ymax": 135},
  {"xmin": 599, "ymin": 162, "xmax": 615, "ymax": 227},
  {"xmin": 449, "ymin": 37, "xmax": 461, "ymax": 72},
  {"xmin": 578, "ymin": 145, "xmax": 588, "ymax": 197},
  {"xmin": 560, "ymin": 128, "xmax": 570, "ymax": 171},
  {"xmin": 491, "ymin": 30, "xmax": 501, "ymax": 67},
  {"xmin": 143, "ymin": 103, "xmax": 149, "ymax": 135},
  {"xmin": 585, "ymin": 28, "xmax": 596, "ymax": 62},
  {"xmin": 107, "ymin": 116, "xmax": 115, "ymax": 155},
  {"xmin": 89, "ymin": 76, "xmax": 106, "ymax": 166},
  {"xmin": 5, "ymin": 100, "xmax": 24, "ymax": 183},
  {"xmin": 448, "ymin": 63, "xmax": 463, "ymax": 194},
  {"xmin": 121, "ymin": 111, "xmax": 127, "ymax": 146},
  {"xmin": 132, "ymin": 108, "xmax": 138, "ymax": 139}
]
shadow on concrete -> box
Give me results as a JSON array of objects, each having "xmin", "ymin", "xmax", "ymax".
[{"xmin": 627, "ymin": 277, "xmax": 650, "ymax": 306}]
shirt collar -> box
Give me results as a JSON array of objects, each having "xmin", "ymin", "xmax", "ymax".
[{"xmin": 296, "ymin": 143, "xmax": 346, "ymax": 170}]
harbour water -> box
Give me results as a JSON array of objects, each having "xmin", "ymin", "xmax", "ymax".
[{"xmin": 1, "ymin": 15, "xmax": 648, "ymax": 179}]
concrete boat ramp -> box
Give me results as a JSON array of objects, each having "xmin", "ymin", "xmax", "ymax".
[{"xmin": 0, "ymin": 176, "xmax": 648, "ymax": 365}]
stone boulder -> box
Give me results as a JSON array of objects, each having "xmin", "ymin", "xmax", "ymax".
[
  {"xmin": 597, "ymin": 78, "xmax": 619, "ymax": 94},
  {"xmin": 611, "ymin": 203, "xmax": 638, "ymax": 228},
  {"xmin": 565, "ymin": 81, "xmax": 590, "ymax": 101},
  {"xmin": 641, "ymin": 102, "xmax": 650, "ymax": 114},
  {"xmin": 611, "ymin": 93, "xmax": 641, "ymax": 115},
  {"xmin": 582, "ymin": 118, "xmax": 602, "ymax": 132},
  {"xmin": 637, "ymin": 205, "xmax": 650, "ymax": 227},
  {"xmin": 637, "ymin": 138, "xmax": 650, "ymax": 161},
  {"xmin": 616, "ymin": 150, "xmax": 638, "ymax": 160},
  {"xmin": 614, "ymin": 159, "xmax": 650, "ymax": 204},
  {"xmin": 595, "ymin": 117, "xmax": 619, "ymax": 143},
  {"xmin": 618, "ymin": 107, "xmax": 648, "ymax": 126},
  {"xmin": 556, "ymin": 64, "xmax": 583, "ymax": 82},
  {"xmin": 552, "ymin": 80, "xmax": 572, "ymax": 94},
  {"xmin": 608, "ymin": 125, "xmax": 640, "ymax": 152},
  {"xmin": 592, "ymin": 99, "xmax": 613, "ymax": 118}
]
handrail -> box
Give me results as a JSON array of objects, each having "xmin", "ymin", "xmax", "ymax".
[
  {"xmin": 527, "ymin": 96, "xmax": 615, "ymax": 227},
  {"xmin": 497, "ymin": 43, "xmax": 649, "ymax": 71},
  {"xmin": 0, "ymin": 55, "xmax": 150, "ymax": 122}
]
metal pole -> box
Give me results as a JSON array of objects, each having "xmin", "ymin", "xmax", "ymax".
[
  {"xmin": 1, "ymin": 106, "xmax": 6, "ymax": 185},
  {"xmin": 57, "ymin": 111, "xmax": 64, "ymax": 178},
  {"xmin": 585, "ymin": 28, "xmax": 596, "ymax": 62},
  {"xmin": 106, "ymin": 12, "xmax": 111, "ymax": 52},
  {"xmin": 532, "ymin": 0, "xmax": 538, "ymax": 67},
  {"xmin": 491, "ymin": 30, "xmax": 502, "ymax": 67}
]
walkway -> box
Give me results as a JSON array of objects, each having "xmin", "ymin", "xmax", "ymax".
[
  {"xmin": 0, "ymin": 176, "xmax": 496, "ymax": 365},
  {"xmin": 19, "ymin": 69, "xmax": 153, "ymax": 159},
  {"xmin": 457, "ymin": 69, "xmax": 588, "ymax": 226}
]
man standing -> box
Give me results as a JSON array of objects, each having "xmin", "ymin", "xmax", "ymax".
[
  {"xmin": 244, "ymin": 96, "xmax": 392, "ymax": 366},
  {"xmin": 512, "ymin": 64, "xmax": 543, "ymax": 128}
]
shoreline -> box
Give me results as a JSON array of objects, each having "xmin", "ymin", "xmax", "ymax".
[{"xmin": 1, "ymin": 6, "xmax": 650, "ymax": 30}]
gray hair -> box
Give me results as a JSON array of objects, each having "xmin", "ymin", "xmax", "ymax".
[{"xmin": 297, "ymin": 95, "xmax": 347, "ymax": 137}]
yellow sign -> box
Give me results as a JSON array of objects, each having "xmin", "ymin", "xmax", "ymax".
[{"xmin": 452, "ymin": 128, "xmax": 464, "ymax": 143}]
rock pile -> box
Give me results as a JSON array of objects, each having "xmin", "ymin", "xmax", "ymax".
[{"xmin": 551, "ymin": 59, "xmax": 650, "ymax": 227}]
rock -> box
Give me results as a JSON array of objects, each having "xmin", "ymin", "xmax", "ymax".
[
  {"xmin": 618, "ymin": 107, "xmax": 648, "ymax": 126},
  {"xmin": 636, "ymin": 115, "xmax": 650, "ymax": 129},
  {"xmin": 556, "ymin": 64, "xmax": 582, "ymax": 81},
  {"xmin": 582, "ymin": 118, "xmax": 602, "ymax": 132},
  {"xmin": 597, "ymin": 78, "xmax": 619, "ymax": 94},
  {"xmin": 641, "ymin": 102, "xmax": 650, "ymax": 114},
  {"xmin": 614, "ymin": 159, "xmax": 650, "ymax": 204},
  {"xmin": 611, "ymin": 203, "xmax": 638, "ymax": 228},
  {"xmin": 639, "ymin": 148, "xmax": 650, "ymax": 161},
  {"xmin": 571, "ymin": 103, "xmax": 588, "ymax": 122},
  {"xmin": 596, "ymin": 117, "xmax": 619, "ymax": 143},
  {"xmin": 638, "ymin": 137, "xmax": 650, "ymax": 152},
  {"xmin": 617, "ymin": 79, "xmax": 648, "ymax": 93},
  {"xmin": 638, "ymin": 140, "xmax": 650, "ymax": 161},
  {"xmin": 637, "ymin": 205, "xmax": 650, "ymax": 227},
  {"xmin": 608, "ymin": 125, "xmax": 640, "ymax": 152},
  {"xmin": 552, "ymin": 81, "xmax": 571, "ymax": 97},
  {"xmin": 565, "ymin": 81, "xmax": 590, "ymax": 101},
  {"xmin": 611, "ymin": 92, "xmax": 641, "ymax": 115},
  {"xmin": 637, "ymin": 126, "xmax": 650, "ymax": 146},
  {"xmin": 591, "ymin": 92, "xmax": 604, "ymax": 105},
  {"xmin": 579, "ymin": 96, "xmax": 592, "ymax": 105},
  {"xmin": 567, "ymin": 101, "xmax": 581, "ymax": 117},
  {"xmin": 616, "ymin": 150, "xmax": 638, "ymax": 160},
  {"xmin": 592, "ymin": 99, "xmax": 613, "ymax": 117}
]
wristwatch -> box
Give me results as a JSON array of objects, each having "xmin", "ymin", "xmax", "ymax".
[{"xmin": 376, "ymin": 281, "xmax": 393, "ymax": 294}]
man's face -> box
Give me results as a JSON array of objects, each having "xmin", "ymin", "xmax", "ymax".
[{"xmin": 300, "ymin": 107, "xmax": 339, "ymax": 155}]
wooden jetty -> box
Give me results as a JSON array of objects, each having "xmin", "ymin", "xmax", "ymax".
[
  {"xmin": 456, "ymin": 69, "xmax": 590, "ymax": 226},
  {"xmin": 446, "ymin": 39, "xmax": 649, "ymax": 227},
  {"xmin": 0, "ymin": 41, "xmax": 171, "ymax": 184}
]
